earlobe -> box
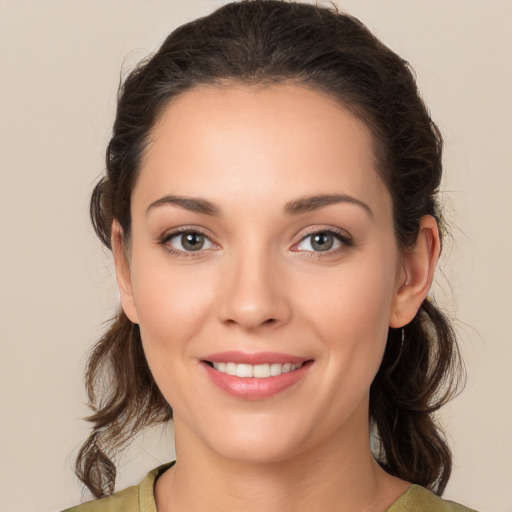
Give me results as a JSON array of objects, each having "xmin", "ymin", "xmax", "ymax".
[
  {"xmin": 111, "ymin": 221, "xmax": 139, "ymax": 324},
  {"xmin": 389, "ymin": 215, "xmax": 440, "ymax": 328}
]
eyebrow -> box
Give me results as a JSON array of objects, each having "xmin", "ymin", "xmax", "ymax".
[
  {"xmin": 146, "ymin": 195, "xmax": 221, "ymax": 216},
  {"xmin": 146, "ymin": 193, "xmax": 373, "ymax": 218},
  {"xmin": 285, "ymin": 194, "xmax": 373, "ymax": 218}
]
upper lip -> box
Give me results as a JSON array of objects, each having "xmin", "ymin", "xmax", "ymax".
[{"xmin": 202, "ymin": 351, "xmax": 310, "ymax": 365}]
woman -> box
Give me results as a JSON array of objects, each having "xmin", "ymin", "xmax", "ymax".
[{"xmin": 64, "ymin": 1, "xmax": 477, "ymax": 510}]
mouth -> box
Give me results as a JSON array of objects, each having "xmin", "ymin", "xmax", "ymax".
[
  {"xmin": 204, "ymin": 361, "xmax": 305, "ymax": 378},
  {"xmin": 201, "ymin": 352, "xmax": 314, "ymax": 400}
]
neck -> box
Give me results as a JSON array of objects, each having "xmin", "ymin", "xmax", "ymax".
[{"xmin": 155, "ymin": 419, "xmax": 409, "ymax": 512}]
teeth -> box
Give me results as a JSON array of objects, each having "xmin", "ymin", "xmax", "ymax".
[
  {"xmin": 270, "ymin": 363, "xmax": 283, "ymax": 376},
  {"xmin": 226, "ymin": 362, "xmax": 237, "ymax": 376},
  {"xmin": 236, "ymin": 364, "xmax": 253, "ymax": 378},
  {"xmin": 253, "ymin": 363, "xmax": 270, "ymax": 378},
  {"xmin": 211, "ymin": 361, "xmax": 303, "ymax": 378}
]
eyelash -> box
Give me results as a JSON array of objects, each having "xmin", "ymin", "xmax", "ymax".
[
  {"xmin": 292, "ymin": 228, "xmax": 353, "ymax": 257},
  {"xmin": 158, "ymin": 227, "xmax": 353, "ymax": 257},
  {"xmin": 159, "ymin": 227, "xmax": 215, "ymax": 257}
]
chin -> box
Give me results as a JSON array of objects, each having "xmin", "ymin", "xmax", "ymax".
[
  {"xmin": 197, "ymin": 413, "xmax": 315, "ymax": 465},
  {"xmin": 210, "ymin": 438, "xmax": 303, "ymax": 465}
]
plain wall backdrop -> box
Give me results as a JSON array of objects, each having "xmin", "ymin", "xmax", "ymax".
[{"xmin": 1, "ymin": 1, "xmax": 510, "ymax": 511}]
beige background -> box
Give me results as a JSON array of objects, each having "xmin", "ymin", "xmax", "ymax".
[{"xmin": 0, "ymin": 1, "xmax": 510, "ymax": 511}]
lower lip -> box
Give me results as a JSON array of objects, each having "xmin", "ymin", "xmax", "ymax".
[{"xmin": 202, "ymin": 361, "xmax": 312, "ymax": 400}]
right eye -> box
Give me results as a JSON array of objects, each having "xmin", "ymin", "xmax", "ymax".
[{"xmin": 163, "ymin": 230, "xmax": 215, "ymax": 254}]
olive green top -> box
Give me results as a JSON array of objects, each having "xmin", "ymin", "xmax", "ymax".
[{"xmin": 63, "ymin": 462, "xmax": 478, "ymax": 512}]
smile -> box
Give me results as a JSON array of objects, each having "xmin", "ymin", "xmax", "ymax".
[
  {"xmin": 210, "ymin": 362, "xmax": 304, "ymax": 378},
  {"xmin": 202, "ymin": 353, "xmax": 313, "ymax": 400}
]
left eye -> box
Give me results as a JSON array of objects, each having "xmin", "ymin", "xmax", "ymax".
[
  {"xmin": 167, "ymin": 231, "xmax": 214, "ymax": 252},
  {"xmin": 296, "ymin": 231, "xmax": 346, "ymax": 252}
]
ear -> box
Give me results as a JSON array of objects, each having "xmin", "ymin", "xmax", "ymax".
[
  {"xmin": 111, "ymin": 220, "xmax": 139, "ymax": 324},
  {"xmin": 389, "ymin": 215, "xmax": 440, "ymax": 328}
]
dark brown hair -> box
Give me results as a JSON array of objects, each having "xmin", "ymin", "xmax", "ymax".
[{"xmin": 77, "ymin": 0, "xmax": 464, "ymax": 498}]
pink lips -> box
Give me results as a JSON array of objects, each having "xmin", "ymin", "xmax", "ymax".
[
  {"xmin": 201, "ymin": 351, "xmax": 312, "ymax": 400},
  {"xmin": 204, "ymin": 351, "xmax": 307, "ymax": 365}
]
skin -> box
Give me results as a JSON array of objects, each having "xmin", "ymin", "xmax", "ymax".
[{"xmin": 113, "ymin": 84, "xmax": 440, "ymax": 512}]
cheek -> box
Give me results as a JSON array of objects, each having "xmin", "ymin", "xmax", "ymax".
[
  {"xmin": 300, "ymin": 258, "xmax": 397, "ymax": 336},
  {"xmin": 130, "ymin": 251, "xmax": 214, "ymax": 339},
  {"xmin": 296, "ymin": 249, "xmax": 399, "ymax": 377},
  {"xmin": 127, "ymin": 250, "xmax": 217, "ymax": 398}
]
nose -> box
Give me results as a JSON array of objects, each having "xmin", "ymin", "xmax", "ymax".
[{"xmin": 217, "ymin": 246, "xmax": 292, "ymax": 332}]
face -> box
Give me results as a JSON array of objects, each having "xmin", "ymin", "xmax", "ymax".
[{"xmin": 115, "ymin": 84, "xmax": 428, "ymax": 464}]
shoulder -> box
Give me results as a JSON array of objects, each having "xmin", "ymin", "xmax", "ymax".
[
  {"xmin": 61, "ymin": 463, "xmax": 174, "ymax": 512},
  {"xmin": 387, "ymin": 485, "xmax": 479, "ymax": 512},
  {"xmin": 61, "ymin": 484, "xmax": 139, "ymax": 512}
]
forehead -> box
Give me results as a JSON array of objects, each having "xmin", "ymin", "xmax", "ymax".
[{"xmin": 134, "ymin": 84, "xmax": 389, "ymax": 215}]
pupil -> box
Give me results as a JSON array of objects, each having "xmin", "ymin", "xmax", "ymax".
[
  {"xmin": 183, "ymin": 233, "xmax": 204, "ymax": 251},
  {"xmin": 312, "ymin": 233, "xmax": 333, "ymax": 251}
]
